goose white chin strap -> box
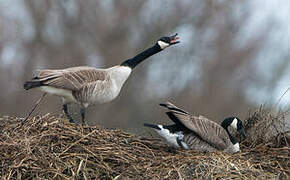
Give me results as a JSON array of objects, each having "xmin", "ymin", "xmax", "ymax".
[
  {"xmin": 157, "ymin": 41, "xmax": 169, "ymax": 49},
  {"xmin": 233, "ymin": 143, "xmax": 240, "ymax": 152},
  {"xmin": 231, "ymin": 118, "xmax": 238, "ymax": 130}
]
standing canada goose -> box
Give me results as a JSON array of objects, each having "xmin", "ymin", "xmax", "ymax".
[
  {"xmin": 24, "ymin": 34, "xmax": 180, "ymax": 124},
  {"xmin": 144, "ymin": 102, "xmax": 247, "ymax": 153}
]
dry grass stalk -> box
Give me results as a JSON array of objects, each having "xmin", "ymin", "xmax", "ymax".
[
  {"xmin": 243, "ymin": 105, "xmax": 290, "ymax": 148},
  {"xmin": 0, "ymin": 111, "xmax": 289, "ymax": 179}
]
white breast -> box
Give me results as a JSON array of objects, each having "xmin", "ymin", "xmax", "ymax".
[
  {"xmin": 109, "ymin": 66, "xmax": 132, "ymax": 85},
  {"xmin": 107, "ymin": 66, "xmax": 132, "ymax": 95},
  {"xmin": 86, "ymin": 66, "xmax": 132, "ymax": 105}
]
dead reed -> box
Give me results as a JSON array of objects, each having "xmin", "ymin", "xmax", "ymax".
[{"xmin": 0, "ymin": 108, "xmax": 289, "ymax": 179}]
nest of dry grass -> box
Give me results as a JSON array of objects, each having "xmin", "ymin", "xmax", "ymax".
[
  {"xmin": 243, "ymin": 105, "xmax": 290, "ymax": 148},
  {"xmin": 0, "ymin": 108, "xmax": 289, "ymax": 179}
]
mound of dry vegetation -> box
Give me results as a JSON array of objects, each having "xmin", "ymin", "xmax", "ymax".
[{"xmin": 0, "ymin": 107, "xmax": 289, "ymax": 179}]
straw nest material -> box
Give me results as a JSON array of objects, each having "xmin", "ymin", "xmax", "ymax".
[{"xmin": 0, "ymin": 108, "xmax": 289, "ymax": 179}]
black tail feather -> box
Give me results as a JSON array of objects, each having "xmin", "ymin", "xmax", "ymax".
[
  {"xmin": 159, "ymin": 102, "xmax": 190, "ymax": 126},
  {"xmin": 159, "ymin": 102, "xmax": 189, "ymax": 115},
  {"xmin": 165, "ymin": 112, "xmax": 182, "ymax": 125},
  {"xmin": 23, "ymin": 80, "xmax": 43, "ymax": 90},
  {"xmin": 144, "ymin": 123, "xmax": 161, "ymax": 130}
]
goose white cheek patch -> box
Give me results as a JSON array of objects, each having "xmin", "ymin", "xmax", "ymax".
[
  {"xmin": 231, "ymin": 118, "xmax": 238, "ymax": 130},
  {"xmin": 157, "ymin": 41, "xmax": 169, "ymax": 49},
  {"xmin": 233, "ymin": 143, "xmax": 240, "ymax": 152}
]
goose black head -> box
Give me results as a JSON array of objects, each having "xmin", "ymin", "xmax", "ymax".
[
  {"xmin": 221, "ymin": 117, "xmax": 247, "ymax": 138},
  {"xmin": 157, "ymin": 33, "xmax": 180, "ymax": 49}
]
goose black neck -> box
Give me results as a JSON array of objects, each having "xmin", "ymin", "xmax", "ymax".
[
  {"xmin": 120, "ymin": 43, "xmax": 162, "ymax": 69},
  {"xmin": 224, "ymin": 128, "xmax": 237, "ymax": 144},
  {"xmin": 221, "ymin": 119, "xmax": 237, "ymax": 144}
]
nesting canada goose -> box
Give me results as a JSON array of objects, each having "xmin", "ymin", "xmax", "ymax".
[
  {"xmin": 144, "ymin": 102, "xmax": 247, "ymax": 153},
  {"xmin": 24, "ymin": 34, "xmax": 180, "ymax": 124}
]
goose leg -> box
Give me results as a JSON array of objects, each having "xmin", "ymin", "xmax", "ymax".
[
  {"xmin": 63, "ymin": 104, "xmax": 76, "ymax": 123},
  {"xmin": 80, "ymin": 108, "xmax": 86, "ymax": 125}
]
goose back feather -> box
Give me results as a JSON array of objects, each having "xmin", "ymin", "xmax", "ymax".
[{"xmin": 36, "ymin": 66, "xmax": 109, "ymax": 91}]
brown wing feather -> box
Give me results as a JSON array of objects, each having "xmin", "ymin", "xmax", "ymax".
[
  {"xmin": 36, "ymin": 66, "xmax": 108, "ymax": 91},
  {"xmin": 73, "ymin": 79, "xmax": 112, "ymax": 103},
  {"xmin": 184, "ymin": 115, "xmax": 230, "ymax": 150},
  {"xmin": 183, "ymin": 132, "xmax": 217, "ymax": 152},
  {"xmin": 161, "ymin": 102, "xmax": 231, "ymax": 150},
  {"xmin": 160, "ymin": 101, "xmax": 190, "ymax": 125}
]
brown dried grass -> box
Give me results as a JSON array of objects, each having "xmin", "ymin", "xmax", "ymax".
[
  {"xmin": 0, "ymin": 108, "xmax": 289, "ymax": 179},
  {"xmin": 243, "ymin": 105, "xmax": 290, "ymax": 148}
]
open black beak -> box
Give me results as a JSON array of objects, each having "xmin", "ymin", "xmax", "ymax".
[
  {"xmin": 144, "ymin": 123, "xmax": 161, "ymax": 130},
  {"xmin": 239, "ymin": 128, "xmax": 247, "ymax": 139},
  {"xmin": 169, "ymin": 33, "xmax": 180, "ymax": 45}
]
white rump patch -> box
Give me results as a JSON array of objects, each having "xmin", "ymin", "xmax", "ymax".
[
  {"xmin": 157, "ymin": 41, "xmax": 170, "ymax": 49},
  {"xmin": 156, "ymin": 125, "xmax": 180, "ymax": 148},
  {"xmin": 39, "ymin": 86, "xmax": 76, "ymax": 103},
  {"xmin": 231, "ymin": 118, "xmax": 238, "ymax": 130}
]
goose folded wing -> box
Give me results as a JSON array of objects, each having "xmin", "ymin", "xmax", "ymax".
[
  {"xmin": 37, "ymin": 67, "xmax": 108, "ymax": 91},
  {"xmin": 180, "ymin": 115, "xmax": 230, "ymax": 150},
  {"xmin": 183, "ymin": 133, "xmax": 218, "ymax": 152},
  {"xmin": 72, "ymin": 79, "xmax": 112, "ymax": 103}
]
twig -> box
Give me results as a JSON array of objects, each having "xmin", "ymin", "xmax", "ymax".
[
  {"xmin": 14, "ymin": 93, "xmax": 47, "ymax": 132},
  {"xmin": 275, "ymin": 87, "xmax": 290, "ymax": 107},
  {"xmin": 23, "ymin": 93, "xmax": 47, "ymax": 124}
]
